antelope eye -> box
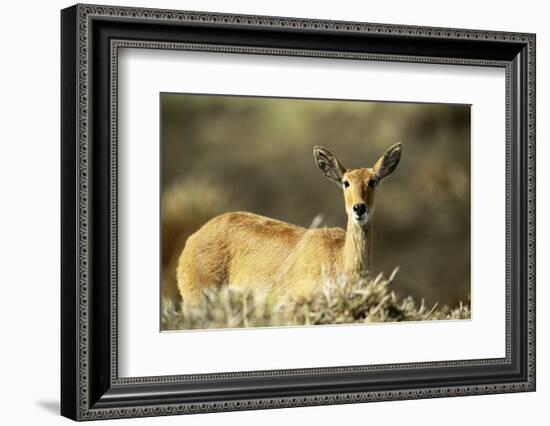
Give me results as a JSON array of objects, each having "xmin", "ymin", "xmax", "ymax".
[
  {"xmin": 368, "ymin": 179, "xmax": 378, "ymax": 189},
  {"xmin": 343, "ymin": 180, "xmax": 350, "ymax": 188}
]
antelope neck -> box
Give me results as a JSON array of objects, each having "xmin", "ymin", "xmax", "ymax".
[{"xmin": 343, "ymin": 219, "xmax": 373, "ymax": 275}]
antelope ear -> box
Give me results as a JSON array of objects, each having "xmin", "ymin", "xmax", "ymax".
[
  {"xmin": 313, "ymin": 146, "xmax": 346, "ymax": 186},
  {"xmin": 373, "ymin": 142, "xmax": 402, "ymax": 181}
]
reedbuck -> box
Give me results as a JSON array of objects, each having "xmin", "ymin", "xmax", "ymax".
[{"xmin": 176, "ymin": 143, "xmax": 402, "ymax": 308}]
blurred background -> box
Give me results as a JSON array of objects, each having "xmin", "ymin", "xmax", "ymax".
[{"xmin": 161, "ymin": 93, "xmax": 470, "ymax": 309}]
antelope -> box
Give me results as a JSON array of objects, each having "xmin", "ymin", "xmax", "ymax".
[{"xmin": 176, "ymin": 143, "xmax": 402, "ymax": 309}]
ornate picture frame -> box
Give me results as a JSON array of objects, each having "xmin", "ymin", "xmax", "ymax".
[{"xmin": 61, "ymin": 4, "xmax": 535, "ymax": 420}]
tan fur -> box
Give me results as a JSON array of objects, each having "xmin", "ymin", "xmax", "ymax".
[{"xmin": 176, "ymin": 144, "xmax": 401, "ymax": 309}]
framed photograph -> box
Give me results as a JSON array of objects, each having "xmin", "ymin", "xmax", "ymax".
[{"xmin": 61, "ymin": 4, "xmax": 536, "ymax": 421}]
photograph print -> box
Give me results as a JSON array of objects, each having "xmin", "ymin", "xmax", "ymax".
[{"xmin": 160, "ymin": 93, "xmax": 471, "ymax": 331}]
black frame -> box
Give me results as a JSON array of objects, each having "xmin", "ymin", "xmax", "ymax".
[{"xmin": 61, "ymin": 4, "xmax": 536, "ymax": 421}]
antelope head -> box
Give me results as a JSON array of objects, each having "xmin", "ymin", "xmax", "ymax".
[{"xmin": 313, "ymin": 143, "xmax": 402, "ymax": 226}]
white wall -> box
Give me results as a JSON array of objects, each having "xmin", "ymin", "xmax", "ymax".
[{"xmin": 0, "ymin": 0, "xmax": 546, "ymax": 424}]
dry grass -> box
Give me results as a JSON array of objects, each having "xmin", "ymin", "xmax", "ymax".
[{"xmin": 162, "ymin": 268, "xmax": 470, "ymax": 331}]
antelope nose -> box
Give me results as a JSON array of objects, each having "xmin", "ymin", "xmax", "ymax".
[{"xmin": 352, "ymin": 203, "xmax": 367, "ymax": 216}]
